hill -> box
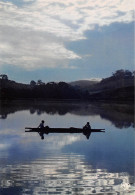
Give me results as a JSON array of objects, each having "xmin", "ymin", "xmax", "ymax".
[
  {"xmin": 87, "ymin": 70, "xmax": 134, "ymax": 101},
  {"xmin": 89, "ymin": 76, "xmax": 134, "ymax": 94},
  {"xmin": 0, "ymin": 79, "xmax": 87, "ymax": 100},
  {"xmin": 0, "ymin": 69, "xmax": 134, "ymax": 102},
  {"xmin": 69, "ymin": 70, "xmax": 134, "ymax": 102},
  {"xmin": 89, "ymin": 86, "xmax": 134, "ymax": 102},
  {"xmin": 69, "ymin": 80, "xmax": 99, "ymax": 90}
]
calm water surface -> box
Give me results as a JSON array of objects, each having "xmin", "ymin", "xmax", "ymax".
[{"xmin": 0, "ymin": 101, "xmax": 134, "ymax": 194}]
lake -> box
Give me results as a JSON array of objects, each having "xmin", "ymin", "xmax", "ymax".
[{"xmin": 0, "ymin": 100, "xmax": 134, "ymax": 194}]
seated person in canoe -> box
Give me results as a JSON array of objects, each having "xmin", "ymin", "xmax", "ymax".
[
  {"xmin": 38, "ymin": 120, "xmax": 45, "ymax": 128},
  {"xmin": 83, "ymin": 122, "xmax": 91, "ymax": 130}
]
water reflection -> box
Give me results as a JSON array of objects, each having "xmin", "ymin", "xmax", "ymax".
[
  {"xmin": 0, "ymin": 100, "xmax": 134, "ymax": 128},
  {"xmin": 0, "ymin": 153, "xmax": 134, "ymax": 194},
  {"xmin": 0, "ymin": 100, "xmax": 134, "ymax": 194}
]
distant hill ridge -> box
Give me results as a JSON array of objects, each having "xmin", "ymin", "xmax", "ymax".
[
  {"xmin": 0, "ymin": 69, "xmax": 134, "ymax": 101},
  {"xmin": 69, "ymin": 80, "xmax": 99, "ymax": 89},
  {"xmin": 70, "ymin": 70, "xmax": 134, "ymax": 93}
]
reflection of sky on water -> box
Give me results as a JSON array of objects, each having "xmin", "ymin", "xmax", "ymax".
[
  {"xmin": 0, "ymin": 153, "xmax": 135, "ymax": 194},
  {"xmin": 0, "ymin": 104, "xmax": 134, "ymax": 194},
  {"xmin": 0, "ymin": 101, "xmax": 134, "ymax": 129}
]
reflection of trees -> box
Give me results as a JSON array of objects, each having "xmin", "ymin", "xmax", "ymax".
[
  {"xmin": 0, "ymin": 100, "xmax": 134, "ymax": 129},
  {"xmin": 115, "ymin": 121, "xmax": 134, "ymax": 129},
  {"xmin": 0, "ymin": 114, "xmax": 7, "ymax": 119},
  {"xmin": 99, "ymin": 103, "xmax": 134, "ymax": 129},
  {"xmin": 29, "ymin": 108, "xmax": 36, "ymax": 114}
]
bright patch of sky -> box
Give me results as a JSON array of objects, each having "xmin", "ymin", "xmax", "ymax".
[{"xmin": 0, "ymin": 0, "xmax": 134, "ymax": 82}]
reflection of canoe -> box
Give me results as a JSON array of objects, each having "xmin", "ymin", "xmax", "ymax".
[{"xmin": 25, "ymin": 127, "xmax": 105, "ymax": 133}]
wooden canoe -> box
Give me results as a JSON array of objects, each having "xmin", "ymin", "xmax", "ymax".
[{"xmin": 25, "ymin": 127, "xmax": 105, "ymax": 133}]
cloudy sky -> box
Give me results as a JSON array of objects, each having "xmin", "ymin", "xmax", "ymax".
[{"xmin": 0, "ymin": 0, "xmax": 134, "ymax": 83}]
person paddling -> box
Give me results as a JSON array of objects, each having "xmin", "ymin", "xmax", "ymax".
[
  {"xmin": 38, "ymin": 120, "xmax": 45, "ymax": 128},
  {"xmin": 83, "ymin": 122, "xmax": 91, "ymax": 130}
]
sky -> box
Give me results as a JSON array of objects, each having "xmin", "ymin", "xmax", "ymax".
[{"xmin": 0, "ymin": 0, "xmax": 134, "ymax": 83}]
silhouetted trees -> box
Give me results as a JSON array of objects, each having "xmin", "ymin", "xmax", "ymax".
[
  {"xmin": 97, "ymin": 69, "xmax": 134, "ymax": 89},
  {"xmin": 0, "ymin": 74, "xmax": 8, "ymax": 80},
  {"xmin": 112, "ymin": 69, "xmax": 133, "ymax": 78},
  {"xmin": 30, "ymin": 80, "xmax": 36, "ymax": 86},
  {"xmin": 37, "ymin": 80, "xmax": 45, "ymax": 85},
  {"xmin": 0, "ymin": 69, "xmax": 134, "ymax": 101},
  {"xmin": 101, "ymin": 69, "xmax": 134, "ymax": 84},
  {"xmin": 0, "ymin": 79, "xmax": 86, "ymax": 100},
  {"xmin": 87, "ymin": 69, "xmax": 134, "ymax": 101}
]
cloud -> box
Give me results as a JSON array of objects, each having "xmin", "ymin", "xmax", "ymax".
[
  {"xmin": 0, "ymin": 25, "xmax": 80, "ymax": 70},
  {"xmin": 0, "ymin": 143, "xmax": 10, "ymax": 150},
  {"xmin": 84, "ymin": 78, "xmax": 102, "ymax": 82},
  {"xmin": 0, "ymin": 0, "xmax": 134, "ymax": 70}
]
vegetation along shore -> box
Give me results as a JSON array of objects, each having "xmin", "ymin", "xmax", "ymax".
[{"xmin": 0, "ymin": 69, "xmax": 134, "ymax": 102}]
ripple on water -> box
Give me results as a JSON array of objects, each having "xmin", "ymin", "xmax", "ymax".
[{"xmin": 0, "ymin": 153, "xmax": 134, "ymax": 194}]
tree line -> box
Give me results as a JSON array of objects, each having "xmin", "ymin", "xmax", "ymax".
[{"xmin": 0, "ymin": 69, "xmax": 134, "ymax": 101}]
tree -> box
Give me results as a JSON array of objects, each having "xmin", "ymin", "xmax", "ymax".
[
  {"xmin": 0, "ymin": 74, "xmax": 8, "ymax": 80},
  {"xmin": 30, "ymin": 80, "xmax": 36, "ymax": 86},
  {"xmin": 37, "ymin": 80, "xmax": 44, "ymax": 85},
  {"xmin": 112, "ymin": 69, "xmax": 132, "ymax": 78},
  {"xmin": 124, "ymin": 70, "xmax": 132, "ymax": 77},
  {"xmin": 112, "ymin": 69, "xmax": 125, "ymax": 78}
]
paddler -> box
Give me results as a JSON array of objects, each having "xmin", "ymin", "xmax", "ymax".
[{"xmin": 38, "ymin": 120, "xmax": 45, "ymax": 128}]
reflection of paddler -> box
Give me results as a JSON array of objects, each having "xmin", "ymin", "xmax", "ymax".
[
  {"xmin": 83, "ymin": 122, "xmax": 91, "ymax": 130},
  {"xmin": 83, "ymin": 122, "xmax": 91, "ymax": 139},
  {"xmin": 39, "ymin": 132, "xmax": 44, "ymax": 139}
]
